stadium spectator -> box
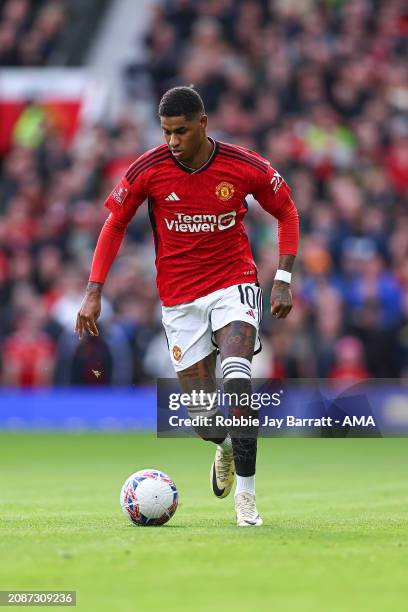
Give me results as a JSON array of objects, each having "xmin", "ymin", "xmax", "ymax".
[
  {"xmin": 0, "ymin": 0, "xmax": 66, "ymax": 66},
  {"xmin": 2, "ymin": 295, "xmax": 55, "ymax": 386},
  {"xmin": 0, "ymin": 0, "xmax": 407, "ymax": 385},
  {"xmin": 328, "ymin": 336, "xmax": 371, "ymax": 383}
]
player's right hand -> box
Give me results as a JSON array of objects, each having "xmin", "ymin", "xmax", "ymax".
[{"xmin": 75, "ymin": 292, "xmax": 101, "ymax": 339}]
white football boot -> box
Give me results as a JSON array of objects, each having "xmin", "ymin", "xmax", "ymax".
[
  {"xmin": 210, "ymin": 445, "xmax": 235, "ymax": 498},
  {"xmin": 235, "ymin": 492, "xmax": 263, "ymax": 527}
]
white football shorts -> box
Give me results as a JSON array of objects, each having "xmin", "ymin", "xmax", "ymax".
[{"xmin": 162, "ymin": 283, "xmax": 263, "ymax": 372}]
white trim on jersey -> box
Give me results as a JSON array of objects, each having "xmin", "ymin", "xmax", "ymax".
[{"xmin": 165, "ymin": 192, "xmax": 181, "ymax": 201}]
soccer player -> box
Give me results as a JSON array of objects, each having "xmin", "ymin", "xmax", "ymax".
[{"xmin": 75, "ymin": 87, "xmax": 299, "ymax": 527}]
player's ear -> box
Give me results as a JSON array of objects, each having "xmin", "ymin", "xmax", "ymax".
[{"xmin": 199, "ymin": 114, "xmax": 208, "ymax": 130}]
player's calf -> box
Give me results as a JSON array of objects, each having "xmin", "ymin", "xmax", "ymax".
[
  {"xmin": 221, "ymin": 357, "xmax": 258, "ymax": 477},
  {"xmin": 185, "ymin": 394, "xmax": 227, "ymax": 444},
  {"xmin": 177, "ymin": 352, "xmax": 228, "ymax": 444},
  {"xmin": 183, "ymin": 388, "xmax": 235, "ymax": 498}
]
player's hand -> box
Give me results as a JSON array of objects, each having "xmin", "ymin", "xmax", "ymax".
[
  {"xmin": 75, "ymin": 289, "xmax": 101, "ymax": 339},
  {"xmin": 271, "ymin": 280, "xmax": 292, "ymax": 319}
]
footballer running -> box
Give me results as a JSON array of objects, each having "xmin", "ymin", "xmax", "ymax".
[{"xmin": 76, "ymin": 87, "xmax": 299, "ymax": 527}]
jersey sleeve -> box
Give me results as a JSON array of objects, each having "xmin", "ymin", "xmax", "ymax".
[
  {"xmin": 89, "ymin": 162, "xmax": 148, "ymax": 283},
  {"xmin": 104, "ymin": 166, "xmax": 147, "ymax": 224},
  {"xmin": 88, "ymin": 214, "xmax": 127, "ymax": 284},
  {"xmin": 251, "ymin": 165, "xmax": 299, "ymax": 256}
]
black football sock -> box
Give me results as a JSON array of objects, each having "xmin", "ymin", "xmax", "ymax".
[{"xmin": 223, "ymin": 376, "xmax": 258, "ymax": 477}]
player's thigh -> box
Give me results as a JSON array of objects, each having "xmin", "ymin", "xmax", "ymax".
[
  {"xmin": 214, "ymin": 321, "xmax": 256, "ymax": 362},
  {"xmin": 176, "ymin": 350, "xmax": 217, "ymax": 394},
  {"xmin": 211, "ymin": 283, "xmax": 261, "ymax": 361}
]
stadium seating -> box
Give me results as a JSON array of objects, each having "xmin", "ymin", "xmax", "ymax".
[{"xmin": 0, "ymin": 0, "xmax": 407, "ymax": 387}]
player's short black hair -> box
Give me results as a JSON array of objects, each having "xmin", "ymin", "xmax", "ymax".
[{"xmin": 158, "ymin": 86, "xmax": 205, "ymax": 120}]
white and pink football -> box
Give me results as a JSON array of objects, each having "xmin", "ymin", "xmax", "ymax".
[{"xmin": 120, "ymin": 469, "xmax": 179, "ymax": 526}]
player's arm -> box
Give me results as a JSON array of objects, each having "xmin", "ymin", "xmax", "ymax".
[
  {"xmin": 251, "ymin": 168, "xmax": 299, "ymax": 319},
  {"xmin": 75, "ymin": 173, "xmax": 147, "ymax": 339}
]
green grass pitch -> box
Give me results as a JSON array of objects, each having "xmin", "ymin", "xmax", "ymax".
[{"xmin": 0, "ymin": 433, "xmax": 407, "ymax": 611}]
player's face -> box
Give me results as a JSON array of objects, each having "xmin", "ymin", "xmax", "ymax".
[{"xmin": 160, "ymin": 115, "xmax": 207, "ymax": 164}]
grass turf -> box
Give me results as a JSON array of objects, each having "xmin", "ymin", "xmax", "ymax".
[{"xmin": 0, "ymin": 433, "xmax": 407, "ymax": 611}]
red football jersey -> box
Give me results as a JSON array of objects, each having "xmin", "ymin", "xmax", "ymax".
[{"xmin": 100, "ymin": 139, "xmax": 299, "ymax": 306}]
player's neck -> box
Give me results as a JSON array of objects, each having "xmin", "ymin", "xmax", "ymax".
[{"xmin": 181, "ymin": 137, "xmax": 214, "ymax": 170}]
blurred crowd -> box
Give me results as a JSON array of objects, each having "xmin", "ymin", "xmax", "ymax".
[
  {"xmin": 0, "ymin": 0, "xmax": 407, "ymax": 386},
  {"xmin": 0, "ymin": 0, "xmax": 66, "ymax": 66}
]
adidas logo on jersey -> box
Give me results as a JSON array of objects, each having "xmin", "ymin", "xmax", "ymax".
[
  {"xmin": 165, "ymin": 192, "xmax": 180, "ymax": 201},
  {"xmin": 246, "ymin": 309, "xmax": 255, "ymax": 319}
]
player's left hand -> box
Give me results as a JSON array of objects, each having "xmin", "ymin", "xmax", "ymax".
[{"xmin": 271, "ymin": 280, "xmax": 292, "ymax": 319}]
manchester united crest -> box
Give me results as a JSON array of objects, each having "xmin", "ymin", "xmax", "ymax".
[
  {"xmin": 215, "ymin": 181, "xmax": 234, "ymax": 201},
  {"xmin": 172, "ymin": 345, "xmax": 182, "ymax": 362}
]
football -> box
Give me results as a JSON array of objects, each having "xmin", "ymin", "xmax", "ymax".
[{"xmin": 120, "ymin": 469, "xmax": 179, "ymax": 526}]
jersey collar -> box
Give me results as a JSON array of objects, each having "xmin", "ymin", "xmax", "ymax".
[{"xmin": 170, "ymin": 137, "xmax": 219, "ymax": 174}]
